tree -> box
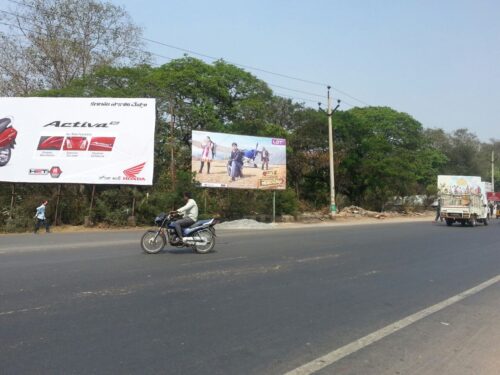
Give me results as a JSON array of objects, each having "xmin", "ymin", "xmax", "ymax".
[
  {"xmin": 0, "ymin": 0, "xmax": 148, "ymax": 95},
  {"xmin": 334, "ymin": 107, "xmax": 447, "ymax": 210}
]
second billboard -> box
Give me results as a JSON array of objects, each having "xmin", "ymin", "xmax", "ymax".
[{"xmin": 192, "ymin": 131, "xmax": 286, "ymax": 190}]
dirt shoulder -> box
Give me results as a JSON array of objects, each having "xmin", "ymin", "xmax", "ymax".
[
  {"xmin": 277, "ymin": 214, "xmax": 434, "ymax": 229},
  {"xmin": 0, "ymin": 212, "xmax": 436, "ymax": 236}
]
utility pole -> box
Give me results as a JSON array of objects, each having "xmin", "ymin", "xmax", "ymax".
[
  {"xmin": 492, "ymin": 150, "xmax": 495, "ymax": 190},
  {"xmin": 326, "ymin": 86, "xmax": 341, "ymax": 218},
  {"xmin": 169, "ymin": 98, "xmax": 176, "ymax": 185}
]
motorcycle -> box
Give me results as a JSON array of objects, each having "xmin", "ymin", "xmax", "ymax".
[
  {"xmin": 0, "ymin": 118, "xmax": 18, "ymax": 167},
  {"xmin": 141, "ymin": 212, "xmax": 217, "ymax": 254}
]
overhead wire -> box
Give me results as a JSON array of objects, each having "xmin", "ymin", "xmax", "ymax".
[
  {"xmin": 6, "ymin": 0, "xmax": 370, "ymax": 106},
  {"xmin": 2, "ymin": 4, "xmax": 365, "ymax": 107},
  {"xmin": 141, "ymin": 37, "xmax": 370, "ymax": 106},
  {"xmin": 0, "ymin": 17, "xmax": 326, "ymax": 106},
  {"xmin": 0, "ymin": 5, "xmax": 362, "ymax": 108}
]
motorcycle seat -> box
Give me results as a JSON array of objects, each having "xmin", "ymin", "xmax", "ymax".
[
  {"xmin": 0, "ymin": 118, "xmax": 11, "ymax": 134},
  {"xmin": 189, "ymin": 219, "xmax": 213, "ymax": 228}
]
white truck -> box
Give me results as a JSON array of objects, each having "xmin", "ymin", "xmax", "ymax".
[{"xmin": 437, "ymin": 175, "xmax": 490, "ymax": 227}]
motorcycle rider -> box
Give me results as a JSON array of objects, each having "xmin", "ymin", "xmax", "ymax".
[{"xmin": 173, "ymin": 192, "xmax": 198, "ymax": 243}]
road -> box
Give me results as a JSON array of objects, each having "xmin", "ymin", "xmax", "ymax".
[{"xmin": 1, "ymin": 221, "xmax": 499, "ymax": 374}]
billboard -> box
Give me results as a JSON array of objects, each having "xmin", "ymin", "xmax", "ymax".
[
  {"xmin": 437, "ymin": 175, "xmax": 483, "ymax": 195},
  {"xmin": 192, "ymin": 130, "xmax": 286, "ymax": 190},
  {"xmin": 0, "ymin": 97, "xmax": 155, "ymax": 185},
  {"xmin": 487, "ymin": 192, "xmax": 500, "ymax": 201}
]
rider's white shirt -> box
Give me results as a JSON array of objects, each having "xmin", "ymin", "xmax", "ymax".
[{"xmin": 177, "ymin": 199, "xmax": 198, "ymax": 222}]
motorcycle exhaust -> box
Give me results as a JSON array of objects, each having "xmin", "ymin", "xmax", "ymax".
[{"xmin": 183, "ymin": 237, "xmax": 208, "ymax": 245}]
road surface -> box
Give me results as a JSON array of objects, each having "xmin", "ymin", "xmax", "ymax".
[{"xmin": 1, "ymin": 221, "xmax": 499, "ymax": 374}]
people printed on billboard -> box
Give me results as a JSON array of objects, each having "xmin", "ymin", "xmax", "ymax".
[{"xmin": 192, "ymin": 131, "xmax": 286, "ymax": 190}]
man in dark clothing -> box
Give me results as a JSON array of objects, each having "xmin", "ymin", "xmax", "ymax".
[
  {"xmin": 228, "ymin": 142, "xmax": 243, "ymax": 181},
  {"xmin": 434, "ymin": 199, "xmax": 441, "ymax": 222}
]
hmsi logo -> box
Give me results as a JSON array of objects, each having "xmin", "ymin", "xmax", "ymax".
[{"xmin": 123, "ymin": 162, "xmax": 146, "ymax": 181}]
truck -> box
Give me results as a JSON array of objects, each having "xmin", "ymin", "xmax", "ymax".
[{"xmin": 437, "ymin": 175, "xmax": 490, "ymax": 227}]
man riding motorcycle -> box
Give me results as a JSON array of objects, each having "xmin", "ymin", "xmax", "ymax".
[{"xmin": 172, "ymin": 192, "xmax": 198, "ymax": 244}]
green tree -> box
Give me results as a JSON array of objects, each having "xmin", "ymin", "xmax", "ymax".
[
  {"xmin": 0, "ymin": 0, "xmax": 148, "ymax": 95},
  {"xmin": 335, "ymin": 107, "xmax": 446, "ymax": 210}
]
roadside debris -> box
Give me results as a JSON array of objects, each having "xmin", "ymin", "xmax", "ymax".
[{"xmin": 216, "ymin": 219, "xmax": 277, "ymax": 229}]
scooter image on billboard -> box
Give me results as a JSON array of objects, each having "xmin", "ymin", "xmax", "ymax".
[
  {"xmin": 88, "ymin": 137, "xmax": 116, "ymax": 151},
  {"xmin": 37, "ymin": 136, "xmax": 64, "ymax": 150},
  {"xmin": 63, "ymin": 136, "xmax": 88, "ymax": 151},
  {"xmin": 0, "ymin": 117, "xmax": 18, "ymax": 166}
]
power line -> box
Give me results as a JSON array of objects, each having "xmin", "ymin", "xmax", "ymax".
[
  {"xmin": 272, "ymin": 92, "xmax": 322, "ymax": 105},
  {"xmin": 2, "ymin": 3, "xmax": 370, "ymax": 107},
  {"xmin": 0, "ymin": 13, "xmax": 328, "ymax": 106},
  {"xmin": 0, "ymin": 12, "xmax": 353, "ymax": 109},
  {"xmin": 1, "ymin": 9, "xmax": 329, "ymax": 102},
  {"xmin": 4, "ymin": 0, "xmax": 370, "ymax": 106},
  {"xmin": 267, "ymin": 83, "xmax": 325, "ymax": 99},
  {"xmin": 7, "ymin": 0, "xmax": 33, "ymax": 8},
  {"xmin": 142, "ymin": 37, "xmax": 370, "ymax": 106},
  {"xmin": 141, "ymin": 37, "xmax": 328, "ymax": 87}
]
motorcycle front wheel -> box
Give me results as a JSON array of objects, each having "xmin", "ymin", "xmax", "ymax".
[
  {"xmin": 193, "ymin": 229, "xmax": 215, "ymax": 254},
  {"xmin": 141, "ymin": 230, "xmax": 166, "ymax": 254},
  {"xmin": 0, "ymin": 147, "xmax": 11, "ymax": 166}
]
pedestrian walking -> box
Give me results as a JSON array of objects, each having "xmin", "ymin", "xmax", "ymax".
[
  {"xmin": 34, "ymin": 200, "xmax": 50, "ymax": 234},
  {"xmin": 434, "ymin": 198, "xmax": 441, "ymax": 222}
]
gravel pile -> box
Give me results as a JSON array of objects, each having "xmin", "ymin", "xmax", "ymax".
[{"xmin": 216, "ymin": 219, "xmax": 277, "ymax": 229}]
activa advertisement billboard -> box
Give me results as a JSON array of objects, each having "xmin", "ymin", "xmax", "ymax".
[
  {"xmin": 0, "ymin": 97, "xmax": 155, "ymax": 185},
  {"xmin": 192, "ymin": 130, "xmax": 286, "ymax": 190}
]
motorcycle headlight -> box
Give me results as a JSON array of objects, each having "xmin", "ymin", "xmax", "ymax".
[{"xmin": 154, "ymin": 212, "xmax": 166, "ymax": 224}]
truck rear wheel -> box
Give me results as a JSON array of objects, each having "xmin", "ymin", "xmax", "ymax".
[
  {"xmin": 445, "ymin": 219, "xmax": 453, "ymax": 226},
  {"xmin": 469, "ymin": 216, "xmax": 477, "ymax": 227}
]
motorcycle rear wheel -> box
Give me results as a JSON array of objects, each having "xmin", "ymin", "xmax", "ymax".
[
  {"xmin": 0, "ymin": 147, "xmax": 11, "ymax": 166},
  {"xmin": 193, "ymin": 229, "xmax": 215, "ymax": 254},
  {"xmin": 141, "ymin": 230, "xmax": 166, "ymax": 254}
]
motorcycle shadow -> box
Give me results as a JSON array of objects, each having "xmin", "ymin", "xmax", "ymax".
[{"xmin": 164, "ymin": 248, "xmax": 217, "ymax": 255}]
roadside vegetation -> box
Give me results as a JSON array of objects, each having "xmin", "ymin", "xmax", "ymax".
[{"xmin": 0, "ymin": 0, "xmax": 498, "ymax": 232}]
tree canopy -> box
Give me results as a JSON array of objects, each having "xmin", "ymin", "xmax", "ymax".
[
  {"xmin": 0, "ymin": 0, "xmax": 147, "ymax": 95},
  {"xmin": 1, "ymin": 56, "xmax": 497, "ymax": 231}
]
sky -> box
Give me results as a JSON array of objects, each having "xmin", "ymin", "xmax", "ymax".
[{"xmin": 2, "ymin": 0, "xmax": 499, "ymax": 141}]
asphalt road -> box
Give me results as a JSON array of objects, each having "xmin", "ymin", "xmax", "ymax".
[{"xmin": 1, "ymin": 221, "xmax": 499, "ymax": 375}]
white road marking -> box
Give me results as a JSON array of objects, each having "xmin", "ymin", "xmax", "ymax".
[
  {"xmin": 284, "ymin": 274, "xmax": 500, "ymax": 375},
  {"xmin": 180, "ymin": 256, "xmax": 247, "ymax": 266},
  {"xmin": 0, "ymin": 305, "xmax": 48, "ymax": 316},
  {"xmin": 0, "ymin": 239, "xmax": 136, "ymax": 253},
  {"xmin": 295, "ymin": 254, "xmax": 340, "ymax": 263}
]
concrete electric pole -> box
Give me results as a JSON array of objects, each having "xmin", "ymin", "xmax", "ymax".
[
  {"xmin": 327, "ymin": 86, "xmax": 341, "ymax": 218},
  {"xmin": 492, "ymin": 150, "xmax": 495, "ymax": 190}
]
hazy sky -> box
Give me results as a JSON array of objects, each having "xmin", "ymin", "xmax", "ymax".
[{"xmin": 4, "ymin": 0, "xmax": 499, "ymax": 140}]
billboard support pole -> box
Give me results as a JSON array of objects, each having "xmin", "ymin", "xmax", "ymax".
[
  {"xmin": 9, "ymin": 184, "xmax": 15, "ymax": 219},
  {"xmin": 89, "ymin": 185, "xmax": 96, "ymax": 217},
  {"xmin": 54, "ymin": 184, "xmax": 61, "ymax": 226},
  {"xmin": 273, "ymin": 191, "xmax": 276, "ymax": 223}
]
